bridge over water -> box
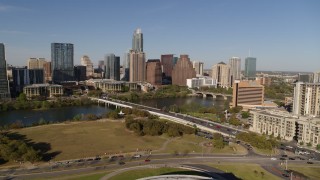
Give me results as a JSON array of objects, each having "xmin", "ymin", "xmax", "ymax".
[
  {"xmin": 89, "ymin": 97, "xmax": 243, "ymax": 137},
  {"xmin": 193, "ymin": 91, "xmax": 232, "ymax": 100}
]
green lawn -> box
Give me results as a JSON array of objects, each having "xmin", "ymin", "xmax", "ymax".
[
  {"xmin": 67, "ymin": 172, "xmax": 108, "ymax": 180},
  {"xmin": 208, "ymin": 163, "xmax": 281, "ymax": 180},
  {"xmin": 284, "ymin": 165, "xmax": 320, "ymax": 180},
  {"xmin": 12, "ymin": 121, "xmax": 167, "ymax": 161},
  {"xmin": 187, "ymin": 112, "xmax": 219, "ymax": 122},
  {"xmin": 109, "ymin": 167, "xmax": 208, "ymax": 180}
]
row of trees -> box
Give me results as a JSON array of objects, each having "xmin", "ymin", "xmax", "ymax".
[
  {"xmin": 236, "ymin": 132, "xmax": 279, "ymax": 150},
  {"xmin": 0, "ymin": 94, "xmax": 94, "ymax": 112},
  {"xmin": 0, "ymin": 133, "xmax": 42, "ymax": 163},
  {"xmin": 264, "ymin": 80, "xmax": 293, "ymax": 100},
  {"xmin": 125, "ymin": 117, "xmax": 196, "ymax": 137}
]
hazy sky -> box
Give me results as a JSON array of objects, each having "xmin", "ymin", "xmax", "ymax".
[{"xmin": 0, "ymin": 0, "xmax": 319, "ymax": 71}]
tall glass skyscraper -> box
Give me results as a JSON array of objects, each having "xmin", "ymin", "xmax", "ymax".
[
  {"xmin": 51, "ymin": 43, "xmax": 74, "ymax": 83},
  {"xmin": 132, "ymin": 28, "xmax": 143, "ymax": 52},
  {"xmin": 229, "ymin": 57, "xmax": 241, "ymax": 86},
  {"xmin": 245, "ymin": 57, "xmax": 257, "ymax": 79},
  {"xmin": 0, "ymin": 43, "xmax": 10, "ymax": 99},
  {"xmin": 105, "ymin": 53, "xmax": 120, "ymax": 80}
]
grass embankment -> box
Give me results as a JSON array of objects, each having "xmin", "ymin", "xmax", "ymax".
[
  {"xmin": 208, "ymin": 163, "xmax": 281, "ymax": 180},
  {"xmin": 109, "ymin": 167, "xmax": 209, "ymax": 180},
  {"xmin": 283, "ymin": 165, "xmax": 320, "ymax": 180},
  {"xmin": 12, "ymin": 121, "xmax": 166, "ymax": 160}
]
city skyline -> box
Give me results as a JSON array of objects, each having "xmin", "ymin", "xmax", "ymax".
[{"xmin": 0, "ymin": 0, "xmax": 319, "ymax": 72}]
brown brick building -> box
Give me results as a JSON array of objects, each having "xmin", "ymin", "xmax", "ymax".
[
  {"xmin": 146, "ymin": 59, "xmax": 162, "ymax": 85},
  {"xmin": 161, "ymin": 54, "xmax": 174, "ymax": 77},
  {"xmin": 232, "ymin": 80, "xmax": 264, "ymax": 107},
  {"xmin": 172, "ymin": 55, "xmax": 196, "ymax": 86}
]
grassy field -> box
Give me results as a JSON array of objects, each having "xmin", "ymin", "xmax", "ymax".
[
  {"xmin": 12, "ymin": 121, "xmax": 167, "ymax": 160},
  {"xmin": 283, "ymin": 165, "xmax": 320, "ymax": 180},
  {"xmin": 109, "ymin": 167, "xmax": 209, "ymax": 180},
  {"xmin": 208, "ymin": 163, "xmax": 281, "ymax": 180}
]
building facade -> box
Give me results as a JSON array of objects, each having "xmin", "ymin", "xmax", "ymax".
[
  {"xmin": 43, "ymin": 61, "xmax": 52, "ymax": 83},
  {"xmin": 0, "ymin": 43, "xmax": 10, "ymax": 99},
  {"xmin": 51, "ymin": 43, "xmax": 74, "ymax": 83},
  {"xmin": 132, "ymin": 28, "xmax": 143, "ymax": 52},
  {"xmin": 229, "ymin": 57, "xmax": 241, "ymax": 86},
  {"xmin": 105, "ymin": 53, "xmax": 120, "ymax": 81},
  {"xmin": 192, "ymin": 61, "xmax": 204, "ymax": 76},
  {"xmin": 27, "ymin": 58, "xmax": 47, "ymax": 69},
  {"xmin": 293, "ymin": 82, "xmax": 320, "ymax": 117},
  {"xmin": 232, "ymin": 80, "xmax": 264, "ymax": 107},
  {"xmin": 250, "ymin": 108, "xmax": 320, "ymax": 147},
  {"xmin": 161, "ymin": 54, "xmax": 174, "ymax": 78},
  {"xmin": 146, "ymin": 59, "xmax": 162, "ymax": 85},
  {"xmin": 313, "ymin": 71, "xmax": 320, "ymax": 83},
  {"xmin": 86, "ymin": 79, "xmax": 138, "ymax": 92},
  {"xmin": 244, "ymin": 57, "xmax": 257, "ymax": 80},
  {"xmin": 186, "ymin": 77, "xmax": 217, "ymax": 89},
  {"xmin": 211, "ymin": 62, "xmax": 230, "ymax": 88},
  {"xmin": 81, "ymin": 55, "xmax": 93, "ymax": 78},
  {"xmin": 23, "ymin": 84, "xmax": 63, "ymax": 99},
  {"xmin": 172, "ymin": 55, "xmax": 196, "ymax": 86},
  {"xmin": 129, "ymin": 51, "xmax": 146, "ymax": 82},
  {"xmin": 74, "ymin": 65, "xmax": 87, "ymax": 81},
  {"xmin": 12, "ymin": 67, "xmax": 44, "ymax": 96}
]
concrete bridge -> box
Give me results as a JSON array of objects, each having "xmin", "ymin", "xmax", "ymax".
[
  {"xmin": 193, "ymin": 91, "xmax": 232, "ymax": 100},
  {"xmin": 89, "ymin": 97, "xmax": 236, "ymax": 137}
]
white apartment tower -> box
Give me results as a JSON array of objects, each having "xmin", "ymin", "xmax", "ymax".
[
  {"xmin": 293, "ymin": 82, "xmax": 320, "ymax": 117},
  {"xmin": 211, "ymin": 62, "xmax": 230, "ymax": 88},
  {"xmin": 81, "ymin": 55, "xmax": 93, "ymax": 78},
  {"xmin": 192, "ymin": 61, "xmax": 204, "ymax": 76}
]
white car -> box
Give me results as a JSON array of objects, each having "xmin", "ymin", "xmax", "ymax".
[
  {"xmin": 133, "ymin": 154, "xmax": 142, "ymax": 158},
  {"xmin": 271, "ymin": 157, "xmax": 277, "ymax": 160}
]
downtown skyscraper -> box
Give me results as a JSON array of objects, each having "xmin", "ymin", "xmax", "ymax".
[
  {"xmin": 51, "ymin": 43, "xmax": 74, "ymax": 83},
  {"xmin": 229, "ymin": 57, "xmax": 241, "ymax": 86},
  {"xmin": 245, "ymin": 57, "xmax": 257, "ymax": 80},
  {"xmin": 0, "ymin": 43, "xmax": 10, "ymax": 99},
  {"xmin": 105, "ymin": 53, "xmax": 120, "ymax": 81},
  {"xmin": 129, "ymin": 28, "xmax": 146, "ymax": 82}
]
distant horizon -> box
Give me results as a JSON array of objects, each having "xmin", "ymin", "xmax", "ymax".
[{"xmin": 1, "ymin": 0, "xmax": 319, "ymax": 72}]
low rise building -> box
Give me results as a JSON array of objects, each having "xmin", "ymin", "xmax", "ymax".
[
  {"xmin": 86, "ymin": 79, "xmax": 138, "ymax": 92},
  {"xmin": 23, "ymin": 84, "xmax": 63, "ymax": 99},
  {"xmin": 297, "ymin": 117, "xmax": 320, "ymax": 146},
  {"xmin": 186, "ymin": 77, "xmax": 217, "ymax": 89}
]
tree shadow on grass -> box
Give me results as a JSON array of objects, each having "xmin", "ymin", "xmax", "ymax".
[
  {"xmin": 162, "ymin": 171, "xmax": 241, "ymax": 180},
  {"xmin": 2, "ymin": 132, "xmax": 61, "ymax": 162}
]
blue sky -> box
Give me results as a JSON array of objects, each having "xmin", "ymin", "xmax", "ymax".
[{"xmin": 0, "ymin": 0, "xmax": 319, "ymax": 71}]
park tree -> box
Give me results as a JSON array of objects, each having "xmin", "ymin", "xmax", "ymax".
[{"xmin": 212, "ymin": 133, "xmax": 225, "ymax": 149}]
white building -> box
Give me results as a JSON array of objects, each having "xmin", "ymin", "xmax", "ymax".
[
  {"xmin": 27, "ymin": 58, "xmax": 47, "ymax": 69},
  {"xmin": 211, "ymin": 62, "xmax": 230, "ymax": 88},
  {"xmin": 186, "ymin": 77, "xmax": 217, "ymax": 89},
  {"xmin": 293, "ymin": 82, "xmax": 320, "ymax": 117}
]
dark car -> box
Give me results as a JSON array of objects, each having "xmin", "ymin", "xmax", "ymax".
[
  {"xmin": 289, "ymin": 157, "xmax": 295, "ymax": 160},
  {"xmin": 280, "ymin": 157, "xmax": 286, "ymax": 160},
  {"xmin": 307, "ymin": 161, "xmax": 314, "ymax": 164},
  {"xmin": 282, "ymin": 173, "xmax": 290, "ymax": 177},
  {"xmin": 282, "ymin": 155, "xmax": 288, "ymax": 157},
  {"xmin": 145, "ymin": 159, "xmax": 150, "ymax": 162}
]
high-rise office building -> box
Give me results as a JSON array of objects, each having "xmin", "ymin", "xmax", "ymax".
[
  {"xmin": 172, "ymin": 55, "xmax": 196, "ymax": 86},
  {"xmin": 0, "ymin": 43, "xmax": 10, "ymax": 99},
  {"xmin": 211, "ymin": 62, "xmax": 230, "ymax": 88},
  {"xmin": 232, "ymin": 80, "xmax": 264, "ymax": 107},
  {"xmin": 74, "ymin": 65, "xmax": 87, "ymax": 81},
  {"xmin": 27, "ymin": 58, "xmax": 47, "ymax": 69},
  {"xmin": 122, "ymin": 52, "xmax": 130, "ymax": 81},
  {"xmin": 98, "ymin": 60, "xmax": 105, "ymax": 70},
  {"xmin": 293, "ymin": 82, "xmax": 320, "ymax": 117},
  {"xmin": 12, "ymin": 67, "xmax": 44, "ymax": 97},
  {"xmin": 51, "ymin": 43, "xmax": 74, "ymax": 83},
  {"xmin": 244, "ymin": 57, "xmax": 256, "ymax": 79},
  {"xmin": 43, "ymin": 61, "xmax": 52, "ymax": 83},
  {"xmin": 314, "ymin": 71, "xmax": 320, "ymax": 83},
  {"xmin": 161, "ymin": 54, "xmax": 174, "ymax": 77},
  {"xmin": 298, "ymin": 73, "xmax": 312, "ymax": 83},
  {"xmin": 229, "ymin": 57, "xmax": 241, "ymax": 86},
  {"xmin": 129, "ymin": 50, "xmax": 146, "ymax": 82},
  {"xmin": 81, "ymin": 55, "xmax": 93, "ymax": 78},
  {"xmin": 132, "ymin": 28, "xmax": 143, "ymax": 52},
  {"xmin": 105, "ymin": 53, "xmax": 120, "ymax": 81},
  {"xmin": 146, "ymin": 59, "xmax": 162, "ymax": 85},
  {"xmin": 193, "ymin": 61, "xmax": 204, "ymax": 76}
]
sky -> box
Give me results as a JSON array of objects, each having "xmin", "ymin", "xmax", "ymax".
[{"xmin": 0, "ymin": 0, "xmax": 319, "ymax": 72}]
